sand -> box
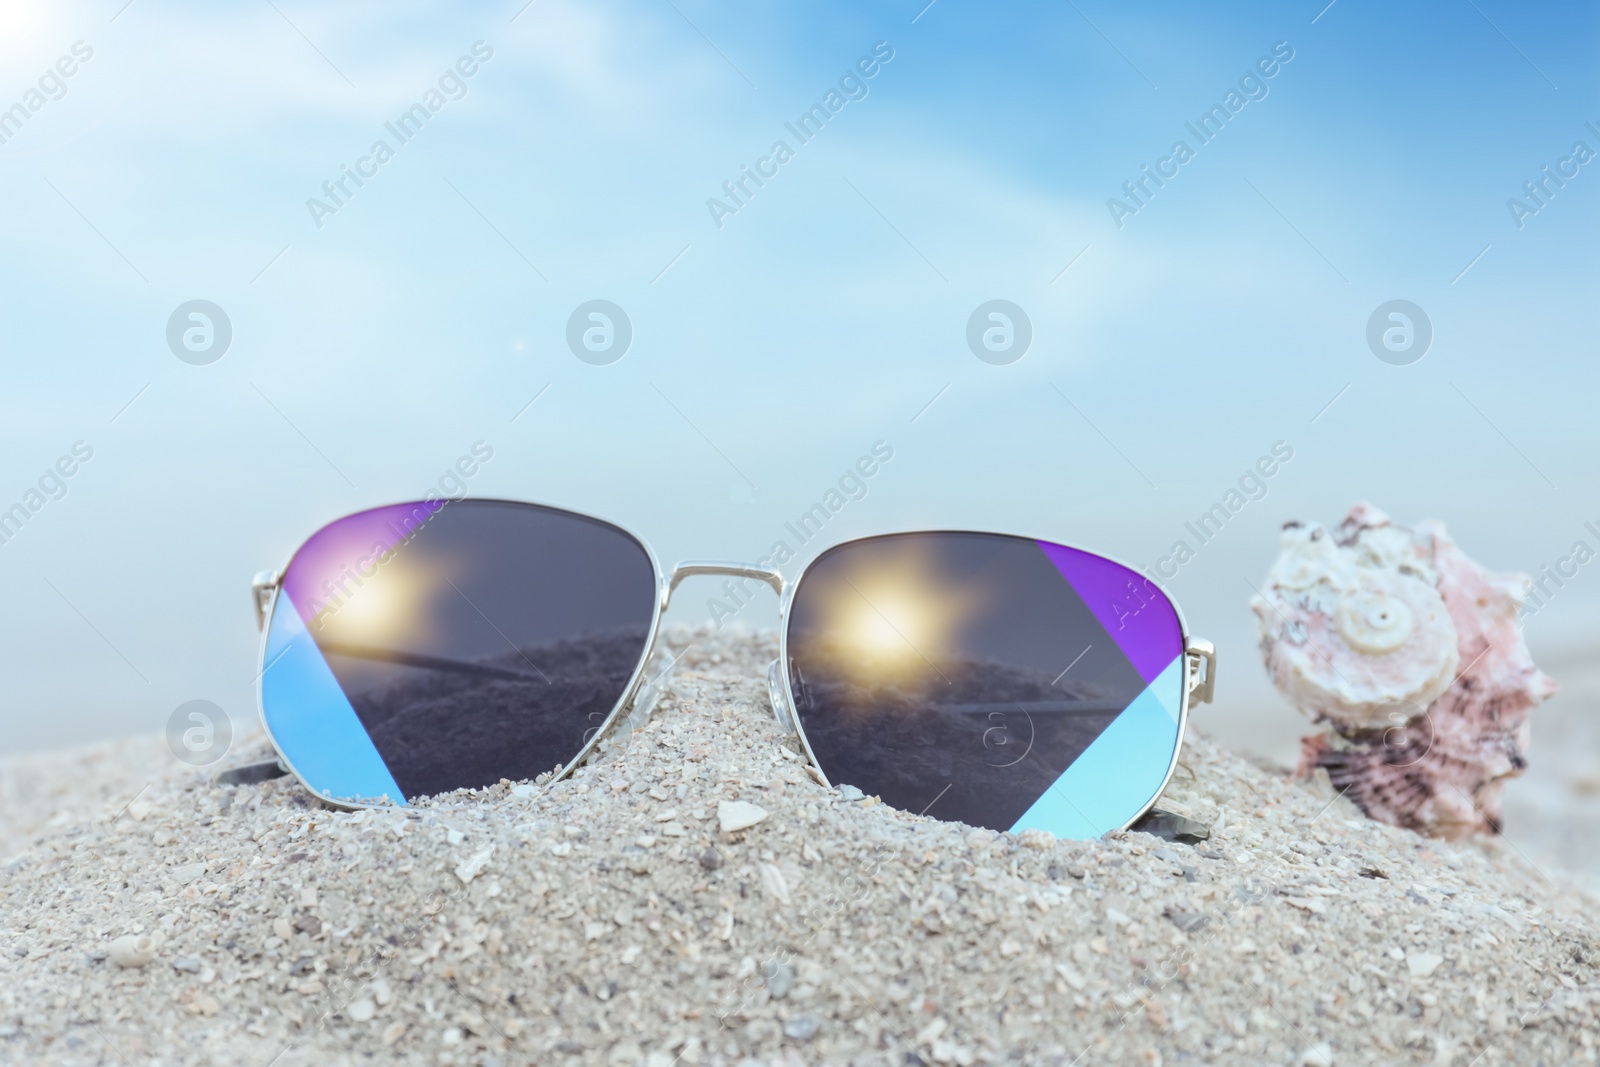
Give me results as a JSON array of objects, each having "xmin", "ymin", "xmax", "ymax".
[{"xmin": 1, "ymin": 628, "xmax": 1597, "ymax": 1066}]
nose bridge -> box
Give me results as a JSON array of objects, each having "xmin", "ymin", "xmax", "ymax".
[
  {"xmin": 648, "ymin": 560, "xmax": 795, "ymax": 745},
  {"xmin": 664, "ymin": 560, "xmax": 785, "ymax": 609}
]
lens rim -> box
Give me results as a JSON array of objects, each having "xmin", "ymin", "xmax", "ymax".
[
  {"xmin": 254, "ymin": 498, "xmax": 667, "ymax": 810},
  {"xmin": 777, "ymin": 528, "xmax": 1194, "ymax": 836}
]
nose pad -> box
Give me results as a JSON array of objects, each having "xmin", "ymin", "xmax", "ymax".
[
  {"xmin": 622, "ymin": 645, "xmax": 681, "ymax": 733},
  {"xmin": 766, "ymin": 659, "xmax": 797, "ymax": 735}
]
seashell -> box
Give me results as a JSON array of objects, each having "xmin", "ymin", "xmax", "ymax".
[
  {"xmin": 1252, "ymin": 511, "xmax": 1458, "ymax": 728},
  {"xmin": 107, "ymin": 933, "xmax": 158, "ymax": 968},
  {"xmin": 1252, "ymin": 504, "xmax": 1557, "ymax": 839},
  {"xmin": 716, "ymin": 799, "xmax": 769, "ymax": 833}
]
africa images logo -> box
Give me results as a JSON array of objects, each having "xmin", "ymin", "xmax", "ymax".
[
  {"xmin": 1106, "ymin": 41, "xmax": 1295, "ymax": 228},
  {"xmin": 306, "ymin": 42, "xmax": 494, "ymax": 228},
  {"xmin": 705, "ymin": 41, "xmax": 895, "ymax": 229},
  {"xmin": 0, "ymin": 41, "xmax": 94, "ymax": 146},
  {"xmin": 0, "ymin": 441, "xmax": 94, "ymax": 548},
  {"xmin": 166, "ymin": 300, "xmax": 233, "ymax": 365}
]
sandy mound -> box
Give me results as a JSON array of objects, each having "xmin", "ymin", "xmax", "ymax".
[{"xmin": 1, "ymin": 629, "xmax": 1596, "ymax": 1066}]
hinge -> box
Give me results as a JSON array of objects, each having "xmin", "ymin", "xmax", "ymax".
[
  {"xmin": 251, "ymin": 570, "xmax": 280, "ymax": 632},
  {"xmin": 1185, "ymin": 637, "xmax": 1216, "ymax": 706}
]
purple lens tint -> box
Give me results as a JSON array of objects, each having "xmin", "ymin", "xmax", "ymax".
[
  {"xmin": 785, "ymin": 532, "xmax": 1186, "ymax": 838},
  {"xmin": 262, "ymin": 500, "xmax": 657, "ymax": 803}
]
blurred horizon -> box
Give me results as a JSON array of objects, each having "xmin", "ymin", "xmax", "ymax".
[{"xmin": 1, "ymin": 0, "xmax": 1596, "ymax": 763}]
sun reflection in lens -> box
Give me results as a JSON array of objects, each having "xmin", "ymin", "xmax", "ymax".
[
  {"xmin": 813, "ymin": 544, "xmax": 990, "ymax": 680},
  {"xmin": 307, "ymin": 551, "xmax": 450, "ymax": 652}
]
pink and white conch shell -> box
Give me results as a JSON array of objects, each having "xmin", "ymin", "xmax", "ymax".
[{"xmin": 1251, "ymin": 503, "xmax": 1558, "ymax": 839}]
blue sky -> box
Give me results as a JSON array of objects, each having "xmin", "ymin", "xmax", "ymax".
[{"xmin": 1, "ymin": 0, "xmax": 1596, "ymax": 755}]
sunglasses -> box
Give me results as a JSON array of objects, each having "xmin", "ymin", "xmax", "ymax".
[{"xmin": 230, "ymin": 499, "xmax": 1216, "ymax": 840}]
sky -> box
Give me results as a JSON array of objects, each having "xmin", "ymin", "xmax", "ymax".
[{"xmin": 1, "ymin": 0, "xmax": 1596, "ymax": 758}]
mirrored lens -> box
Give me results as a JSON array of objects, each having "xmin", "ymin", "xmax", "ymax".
[
  {"xmin": 261, "ymin": 500, "xmax": 657, "ymax": 804},
  {"xmin": 786, "ymin": 532, "xmax": 1185, "ymax": 838}
]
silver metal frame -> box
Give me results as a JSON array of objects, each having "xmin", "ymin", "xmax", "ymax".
[{"xmin": 248, "ymin": 506, "xmax": 1215, "ymax": 833}]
